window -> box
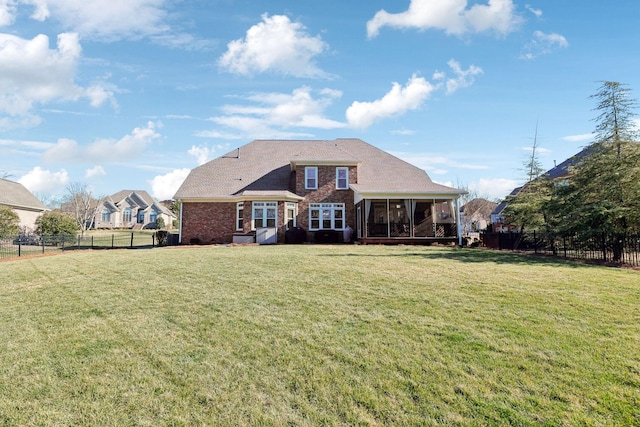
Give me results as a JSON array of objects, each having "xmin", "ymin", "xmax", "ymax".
[
  {"xmin": 336, "ymin": 167, "xmax": 349, "ymax": 190},
  {"xmin": 286, "ymin": 202, "xmax": 297, "ymax": 229},
  {"xmin": 138, "ymin": 210, "xmax": 145, "ymax": 223},
  {"xmin": 309, "ymin": 203, "xmax": 345, "ymax": 230},
  {"xmin": 123, "ymin": 207, "xmax": 132, "ymax": 223},
  {"xmin": 236, "ymin": 202, "xmax": 244, "ymax": 231},
  {"xmin": 305, "ymin": 167, "xmax": 318, "ymax": 189},
  {"xmin": 101, "ymin": 209, "xmax": 111, "ymax": 222},
  {"xmin": 150, "ymin": 209, "xmax": 158, "ymax": 223},
  {"xmin": 252, "ymin": 202, "xmax": 277, "ymax": 229}
]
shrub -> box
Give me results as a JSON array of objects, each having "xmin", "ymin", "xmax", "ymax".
[
  {"xmin": 0, "ymin": 206, "xmax": 20, "ymax": 237},
  {"xmin": 35, "ymin": 211, "xmax": 78, "ymax": 237},
  {"xmin": 156, "ymin": 230, "xmax": 168, "ymax": 247}
]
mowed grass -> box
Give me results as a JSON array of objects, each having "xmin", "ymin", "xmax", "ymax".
[{"xmin": 1, "ymin": 245, "xmax": 638, "ymax": 426}]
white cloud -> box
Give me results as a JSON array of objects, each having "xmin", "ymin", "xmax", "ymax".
[
  {"xmin": 149, "ymin": 168, "xmax": 190, "ymax": 200},
  {"xmin": 85, "ymin": 165, "xmax": 106, "ymax": 178},
  {"xmin": 219, "ymin": 14, "xmax": 329, "ymax": 78},
  {"xmin": 207, "ymin": 86, "xmax": 344, "ymax": 139},
  {"xmin": 32, "ymin": 0, "xmax": 168, "ymax": 41},
  {"xmin": 0, "ymin": 0, "xmax": 17, "ymax": 26},
  {"xmin": 562, "ymin": 133, "xmax": 593, "ymax": 143},
  {"xmin": 3, "ymin": 1, "xmax": 206, "ymax": 46},
  {"xmin": 434, "ymin": 59, "xmax": 483, "ymax": 94},
  {"xmin": 346, "ymin": 74, "xmax": 435, "ymax": 129},
  {"xmin": 520, "ymin": 30, "xmax": 568, "ymax": 60},
  {"xmin": 188, "ymin": 145, "xmax": 212, "ymax": 165},
  {"xmin": 367, "ymin": 0, "xmax": 522, "ymax": 38},
  {"xmin": 44, "ymin": 121, "xmax": 161, "ymax": 163},
  {"xmin": 521, "ymin": 146, "xmax": 551, "ymax": 155},
  {"xmin": 18, "ymin": 166, "xmax": 69, "ymax": 193},
  {"xmin": 469, "ymin": 177, "xmax": 519, "ymax": 201},
  {"xmin": 525, "ymin": 4, "xmax": 542, "ymax": 18},
  {"xmin": 0, "ymin": 32, "xmax": 115, "ymax": 128}
]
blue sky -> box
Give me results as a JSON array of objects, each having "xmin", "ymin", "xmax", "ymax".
[{"xmin": 2, "ymin": 1, "xmax": 639, "ymax": 202}]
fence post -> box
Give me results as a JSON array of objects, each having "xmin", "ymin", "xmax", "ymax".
[
  {"xmin": 18, "ymin": 240, "xmax": 21, "ymax": 257},
  {"xmin": 42, "ymin": 235, "xmax": 45, "ymax": 254},
  {"xmin": 534, "ymin": 230, "xmax": 537, "ymax": 254},
  {"xmin": 112, "ymin": 234, "xmax": 114, "ymax": 249},
  {"xmin": 91, "ymin": 235, "xmax": 94, "ymax": 249},
  {"xmin": 152, "ymin": 233, "xmax": 155, "ymax": 247},
  {"xmin": 131, "ymin": 232, "xmax": 134, "ymax": 248}
]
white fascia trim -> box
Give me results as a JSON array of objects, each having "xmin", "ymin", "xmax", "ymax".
[
  {"xmin": 353, "ymin": 191, "xmax": 464, "ymax": 204},
  {"xmin": 290, "ymin": 160, "xmax": 360, "ymax": 169}
]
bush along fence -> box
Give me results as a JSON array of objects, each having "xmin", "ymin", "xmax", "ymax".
[
  {"xmin": 482, "ymin": 231, "xmax": 640, "ymax": 267},
  {"xmin": 0, "ymin": 231, "xmax": 177, "ymax": 260}
]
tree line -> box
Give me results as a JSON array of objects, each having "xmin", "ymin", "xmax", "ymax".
[{"xmin": 502, "ymin": 81, "xmax": 640, "ymax": 262}]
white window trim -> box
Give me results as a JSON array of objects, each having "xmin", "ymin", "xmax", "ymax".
[
  {"xmin": 236, "ymin": 202, "xmax": 244, "ymax": 231},
  {"xmin": 308, "ymin": 203, "xmax": 345, "ymax": 231},
  {"xmin": 305, "ymin": 166, "xmax": 318, "ymax": 190},
  {"xmin": 286, "ymin": 202, "xmax": 297, "ymax": 230},
  {"xmin": 336, "ymin": 167, "xmax": 349, "ymax": 190},
  {"xmin": 252, "ymin": 201, "xmax": 278, "ymax": 230}
]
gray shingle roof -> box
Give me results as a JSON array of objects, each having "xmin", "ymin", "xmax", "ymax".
[
  {"xmin": 175, "ymin": 138, "xmax": 464, "ymax": 199},
  {"xmin": 0, "ymin": 178, "xmax": 47, "ymax": 211}
]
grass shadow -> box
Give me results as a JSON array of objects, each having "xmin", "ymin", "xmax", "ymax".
[{"xmin": 321, "ymin": 247, "xmax": 592, "ymax": 269}]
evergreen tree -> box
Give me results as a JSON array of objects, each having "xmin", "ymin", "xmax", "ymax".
[
  {"xmin": 503, "ymin": 123, "xmax": 552, "ymax": 234},
  {"xmin": 558, "ymin": 81, "xmax": 640, "ymax": 261}
]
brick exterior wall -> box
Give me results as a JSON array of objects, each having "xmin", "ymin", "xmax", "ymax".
[
  {"xmin": 180, "ymin": 165, "xmax": 358, "ymax": 244},
  {"xmin": 294, "ymin": 165, "xmax": 356, "ymax": 232},
  {"xmin": 181, "ymin": 201, "xmax": 236, "ymax": 244}
]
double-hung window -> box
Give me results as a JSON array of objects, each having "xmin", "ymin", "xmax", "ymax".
[
  {"xmin": 336, "ymin": 167, "xmax": 349, "ymax": 190},
  {"xmin": 309, "ymin": 203, "xmax": 345, "ymax": 230},
  {"xmin": 305, "ymin": 167, "xmax": 318, "ymax": 190},
  {"xmin": 236, "ymin": 202, "xmax": 244, "ymax": 231},
  {"xmin": 253, "ymin": 201, "xmax": 277, "ymax": 228},
  {"xmin": 101, "ymin": 209, "xmax": 111, "ymax": 222},
  {"xmin": 286, "ymin": 202, "xmax": 297, "ymax": 229}
]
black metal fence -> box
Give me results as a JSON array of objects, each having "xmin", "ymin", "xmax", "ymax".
[
  {"xmin": 0, "ymin": 232, "xmax": 175, "ymax": 260},
  {"xmin": 482, "ymin": 231, "xmax": 640, "ymax": 267}
]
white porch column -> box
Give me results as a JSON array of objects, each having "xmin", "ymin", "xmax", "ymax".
[{"xmin": 455, "ymin": 198, "xmax": 462, "ymax": 246}]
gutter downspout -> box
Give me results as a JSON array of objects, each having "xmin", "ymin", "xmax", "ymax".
[{"xmin": 178, "ymin": 200, "xmax": 183, "ymax": 244}]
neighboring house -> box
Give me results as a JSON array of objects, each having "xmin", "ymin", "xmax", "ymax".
[
  {"xmin": 461, "ymin": 198, "xmax": 498, "ymax": 233},
  {"xmin": 94, "ymin": 190, "xmax": 176, "ymax": 230},
  {"xmin": 174, "ymin": 138, "xmax": 467, "ymax": 245},
  {"xmin": 490, "ymin": 147, "xmax": 591, "ymax": 231},
  {"xmin": 0, "ymin": 178, "xmax": 47, "ymax": 232},
  {"xmin": 490, "ymin": 187, "xmax": 522, "ymax": 233}
]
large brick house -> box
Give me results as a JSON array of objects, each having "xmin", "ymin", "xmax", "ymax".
[{"xmin": 174, "ymin": 138, "xmax": 466, "ymax": 244}]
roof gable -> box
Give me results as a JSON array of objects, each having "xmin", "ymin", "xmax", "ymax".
[{"xmin": 0, "ymin": 178, "xmax": 47, "ymax": 211}]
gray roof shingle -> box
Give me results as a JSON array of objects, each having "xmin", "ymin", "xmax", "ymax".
[
  {"xmin": 175, "ymin": 139, "xmax": 463, "ymax": 199},
  {"xmin": 0, "ymin": 178, "xmax": 47, "ymax": 211}
]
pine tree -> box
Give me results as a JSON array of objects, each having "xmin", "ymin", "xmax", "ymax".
[{"xmin": 558, "ymin": 81, "xmax": 640, "ymax": 261}]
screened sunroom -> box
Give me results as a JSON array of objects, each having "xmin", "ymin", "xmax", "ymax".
[{"xmin": 354, "ymin": 197, "xmax": 462, "ymax": 244}]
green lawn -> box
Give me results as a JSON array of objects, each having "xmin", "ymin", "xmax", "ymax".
[{"xmin": 1, "ymin": 245, "xmax": 638, "ymax": 426}]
